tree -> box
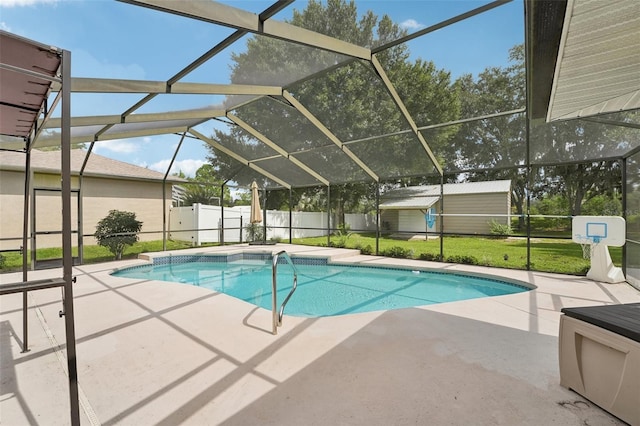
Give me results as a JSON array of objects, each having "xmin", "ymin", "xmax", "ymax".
[
  {"xmin": 95, "ymin": 210, "xmax": 142, "ymax": 260},
  {"xmin": 536, "ymin": 160, "xmax": 621, "ymax": 216},
  {"xmin": 205, "ymin": 0, "xmax": 460, "ymax": 220},
  {"xmin": 180, "ymin": 164, "xmax": 232, "ymax": 206},
  {"xmin": 451, "ymin": 45, "xmax": 628, "ymax": 225},
  {"xmin": 451, "ymin": 45, "xmax": 528, "ymax": 228}
]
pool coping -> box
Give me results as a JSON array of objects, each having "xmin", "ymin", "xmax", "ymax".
[{"xmin": 130, "ymin": 243, "xmax": 536, "ymax": 292}]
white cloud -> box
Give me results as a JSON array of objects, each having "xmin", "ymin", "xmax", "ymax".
[
  {"xmin": 400, "ymin": 19, "xmax": 425, "ymax": 31},
  {"xmin": 74, "ymin": 49, "xmax": 146, "ymax": 80},
  {"xmin": 0, "ymin": 0, "xmax": 58, "ymax": 7},
  {"xmin": 93, "ymin": 139, "xmax": 140, "ymax": 154},
  {"xmin": 0, "ymin": 22, "xmax": 11, "ymax": 31},
  {"xmin": 148, "ymin": 159, "xmax": 206, "ymax": 178}
]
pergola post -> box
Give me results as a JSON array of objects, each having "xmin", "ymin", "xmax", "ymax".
[
  {"xmin": 21, "ymin": 147, "xmax": 31, "ymax": 352},
  {"xmin": 162, "ymin": 132, "xmax": 186, "ymax": 251},
  {"xmin": 327, "ymin": 185, "xmax": 331, "ymax": 246},
  {"xmin": 220, "ymin": 182, "xmax": 225, "ymax": 245},
  {"xmin": 60, "ymin": 48, "xmax": 81, "ymax": 426},
  {"xmin": 289, "ymin": 188, "xmax": 293, "ymax": 244},
  {"xmin": 375, "ymin": 183, "xmax": 380, "ymax": 256}
]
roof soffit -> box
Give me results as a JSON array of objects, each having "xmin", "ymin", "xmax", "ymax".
[{"xmin": 547, "ymin": 0, "xmax": 640, "ymax": 121}]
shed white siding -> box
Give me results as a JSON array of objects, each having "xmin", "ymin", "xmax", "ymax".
[
  {"xmin": 379, "ymin": 180, "xmax": 511, "ymax": 235},
  {"xmin": 399, "ymin": 210, "xmax": 427, "ymax": 233},
  {"xmin": 442, "ymin": 193, "xmax": 510, "ymax": 234}
]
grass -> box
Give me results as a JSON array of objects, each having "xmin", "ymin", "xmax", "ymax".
[
  {"xmin": 292, "ymin": 234, "xmax": 622, "ymax": 276},
  {"xmin": 0, "ymin": 235, "xmax": 621, "ymax": 276},
  {"xmin": 0, "ymin": 239, "xmax": 193, "ymax": 273}
]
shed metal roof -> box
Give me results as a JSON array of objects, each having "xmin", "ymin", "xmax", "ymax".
[
  {"xmin": 380, "ymin": 180, "xmax": 511, "ymax": 210},
  {"xmin": 379, "ymin": 196, "xmax": 440, "ymax": 210}
]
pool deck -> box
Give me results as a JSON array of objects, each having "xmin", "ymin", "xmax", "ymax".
[{"xmin": 1, "ymin": 243, "xmax": 639, "ymax": 425}]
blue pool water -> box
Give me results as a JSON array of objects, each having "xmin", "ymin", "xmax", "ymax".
[{"xmin": 112, "ymin": 256, "xmax": 531, "ymax": 317}]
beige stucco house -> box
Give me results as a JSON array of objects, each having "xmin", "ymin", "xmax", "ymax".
[
  {"xmin": 380, "ymin": 180, "xmax": 512, "ymax": 236},
  {"xmin": 0, "ymin": 149, "xmax": 184, "ymax": 252}
]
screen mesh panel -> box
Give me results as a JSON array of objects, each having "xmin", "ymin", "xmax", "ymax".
[
  {"xmin": 375, "ymin": 42, "xmax": 462, "ymax": 130},
  {"xmin": 218, "ymin": 157, "xmax": 282, "ymax": 190},
  {"xmin": 287, "ymin": 60, "xmax": 410, "ymax": 142},
  {"xmin": 347, "ymin": 132, "xmax": 437, "ymax": 179},
  {"xmin": 421, "ymin": 112, "xmax": 526, "ymax": 173},
  {"xmin": 530, "ymin": 112, "xmax": 640, "ymax": 164},
  {"xmin": 231, "ymin": 96, "xmax": 334, "ymax": 154},
  {"xmin": 626, "ymin": 149, "xmax": 640, "ymax": 287},
  {"xmin": 253, "ymin": 156, "xmax": 323, "ymax": 187},
  {"xmin": 217, "ymin": 125, "xmax": 281, "ymax": 161},
  {"xmin": 294, "ymin": 145, "xmax": 372, "ymax": 184},
  {"xmin": 229, "ymin": 33, "xmax": 351, "ymax": 87}
]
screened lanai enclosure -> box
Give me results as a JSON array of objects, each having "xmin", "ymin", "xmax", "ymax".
[
  {"xmin": 1, "ymin": 0, "xmax": 639, "ymax": 282},
  {"xmin": 1, "ymin": 1, "xmax": 639, "ymax": 423}
]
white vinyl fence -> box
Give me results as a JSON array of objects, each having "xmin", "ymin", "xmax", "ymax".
[{"xmin": 169, "ymin": 203, "xmax": 376, "ymax": 246}]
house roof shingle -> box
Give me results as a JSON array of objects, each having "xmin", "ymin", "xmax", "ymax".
[{"xmin": 0, "ymin": 149, "xmax": 186, "ymax": 183}]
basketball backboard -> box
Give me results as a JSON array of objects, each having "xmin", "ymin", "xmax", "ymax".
[{"xmin": 572, "ymin": 216, "xmax": 626, "ymax": 247}]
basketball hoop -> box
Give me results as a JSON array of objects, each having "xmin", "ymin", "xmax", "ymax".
[
  {"xmin": 572, "ymin": 216, "xmax": 626, "ymax": 283},
  {"xmin": 580, "ymin": 243, "xmax": 591, "ymax": 260},
  {"xmin": 581, "ymin": 236, "xmax": 601, "ymax": 260}
]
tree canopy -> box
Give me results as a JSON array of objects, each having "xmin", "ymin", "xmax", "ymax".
[
  {"xmin": 205, "ymin": 0, "xmax": 459, "ymax": 218},
  {"xmin": 201, "ymin": 0, "xmax": 630, "ymax": 221},
  {"xmin": 177, "ymin": 164, "xmax": 232, "ymax": 206}
]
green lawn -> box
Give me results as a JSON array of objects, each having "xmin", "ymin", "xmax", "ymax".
[
  {"xmin": 292, "ymin": 234, "xmax": 622, "ymax": 276},
  {"xmin": 0, "ymin": 235, "xmax": 621, "ymax": 276},
  {"xmin": 0, "ymin": 239, "xmax": 193, "ymax": 273}
]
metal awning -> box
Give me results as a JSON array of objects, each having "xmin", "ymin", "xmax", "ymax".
[
  {"xmin": 379, "ymin": 196, "xmax": 439, "ymax": 210},
  {"xmin": 0, "ymin": 31, "xmax": 62, "ymax": 149}
]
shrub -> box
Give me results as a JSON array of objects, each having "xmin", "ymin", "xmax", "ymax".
[
  {"xmin": 334, "ymin": 223, "xmax": 352, "ymax": 247},
  {"xmin": 244, "ymin": 222, "xmax": 265, "ymax": 242},
  {"xmin": 418, "ymin": 252, "xmax": 442, "ymax": 262},
  {"xmin": 380, "ymin": 246, "xmax": 412, "ymax": 258},
  {"xmin": 355, "ymin": 244, "xmax": 373, "ymax": 255},
  {"xmin": 0, "ymin": 254, "xmax": 5, "ymax": 269},
  {"xmin": 488, "ymin": 219, "xmax": 512, "ymax": 238},
  {"xmin": 95, "ymin": 210, "xmax": 143, "ymax": 260},
  {"xmin": 445, "ymin": 254, "xmax": 479, "ymax": 265},
  {"xmin": 582, "ymin": 194, "xmax": 622, "ymax": 216}
]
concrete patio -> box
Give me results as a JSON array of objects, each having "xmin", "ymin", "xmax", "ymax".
[{"xmin": 1, "ymin": 244, "xmax": 639, "ymax": 425}]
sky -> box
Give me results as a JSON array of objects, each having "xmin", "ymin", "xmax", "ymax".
[{"xmin": 1, "ymin": 0, "xmax": 524, "ymax": 179}]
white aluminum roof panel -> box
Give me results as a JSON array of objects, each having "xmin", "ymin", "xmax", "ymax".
[
  {"xmin": 380, "ymin": 180, "xmax": 511, "ymax": 210},
  {"xmin": 379, "ymin": 196, "xmax": 439, "ymax": 210},
  {"xmin": 33, "ymin": 117, "xmax": 208, "ymax": 148},
  {"xmin": 547, "ymin": 0, "xmax": 640, "ymax": 121}
]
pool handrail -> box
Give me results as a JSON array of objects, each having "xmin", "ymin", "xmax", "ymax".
[{"xmin": 272, "ymin": 250, "xmax": 298, "ymax": 335}]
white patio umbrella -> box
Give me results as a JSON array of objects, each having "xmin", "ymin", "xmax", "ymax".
[{"xmin": 250, "ymin": 181, "xmax": 262, "ymax": 224}]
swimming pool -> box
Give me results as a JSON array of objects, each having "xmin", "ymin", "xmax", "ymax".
[{"xmin": 112, "ymin": 253, "xmax": 532, "ymax": 317}]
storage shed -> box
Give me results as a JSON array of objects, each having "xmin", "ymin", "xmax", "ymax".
[{"xmin": 380, "ymin": 180, "xmax": 511, "ymax": 236}]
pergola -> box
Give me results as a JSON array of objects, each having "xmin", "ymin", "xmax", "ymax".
[{"xmin": 0, "ymin": 1, "xmax": 639, "ymax": 423}]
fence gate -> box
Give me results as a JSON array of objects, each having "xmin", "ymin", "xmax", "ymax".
[{"xmin": 32, "ymin": 188, "xmax": 81, "ymax": 269}]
